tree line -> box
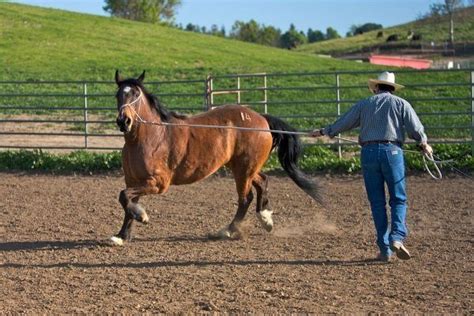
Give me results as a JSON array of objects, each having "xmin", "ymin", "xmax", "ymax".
[
  {"xmin": 103, "ymin": 0, "xmax": 472, "ymax": 48},
  {"xmin": 102, "ymin": 0, "xmax": 382, "ymax": 49},
  {"xmin": 178, "ymin": 21, "xmax": 368, "ymax": 49}
]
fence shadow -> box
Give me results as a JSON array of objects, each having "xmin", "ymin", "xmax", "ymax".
[
  {"xmin": 1, "ymin": 237, "xmax": 388, "ymax": 268},
  {"xmin": 0, "ymin": 234, "xmax": 228, "ymax": 252},
  {"xmin": 2, "ymin": 258, "xmax": 386, "ymax": 270},
  {"xmin": 0, "ymin": 239, "xmax": 99, "ymax": 252}
]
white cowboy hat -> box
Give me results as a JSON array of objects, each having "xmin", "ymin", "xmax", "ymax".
[{"xmin": 368, "ymin": 71, "xmax": 405, "ymax": 93}]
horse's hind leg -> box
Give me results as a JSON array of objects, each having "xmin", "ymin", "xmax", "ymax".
[
  {"xmin": 213, "ymin": 176, "xmax": 254, "ymax": 239},
  {"xmin": 252, "ymin": 172, "xmax": 273, "ymax": 232}
]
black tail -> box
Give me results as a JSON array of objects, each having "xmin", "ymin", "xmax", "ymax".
[{"xmin": 263, "ymin": 114, "xmax": 323, "ymax": 205}]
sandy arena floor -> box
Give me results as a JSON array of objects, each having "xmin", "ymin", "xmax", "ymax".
[{"xmin": 0, "ymin": 172, "xmax": 472, "ymax": 313}]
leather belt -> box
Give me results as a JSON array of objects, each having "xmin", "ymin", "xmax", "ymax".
[{"xmin": 361, "ymin": 140, "xmax": 401, "ymax": 147}]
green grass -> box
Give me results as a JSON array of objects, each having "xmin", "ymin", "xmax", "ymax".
[
  {"xmin": 296, "ymin": 6, "xmax": 474, "ymax": 55},
  {"xmin": 0, "ymin": 3, "xmax": 472, "ymax": 173},
  {"xmin": 0, "ymin": 3, "xmax": 371, "ymax": 80},
  {"xmin": 0, "ymin": 144, "xmax": 471, "ymax": 174}
]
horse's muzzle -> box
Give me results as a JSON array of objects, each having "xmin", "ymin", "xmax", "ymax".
[{"xmin": 116, "ymin": 116, "xmax": 132, "ymax": 133}]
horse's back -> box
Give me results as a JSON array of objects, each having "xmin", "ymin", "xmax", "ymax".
[
  {"xmin": 187, "ymin": 104, "xmax": 273, "ymax": 153},
  {"xmin": 170, "ymin": 105, "xmax": 273, "ymax": 184}
]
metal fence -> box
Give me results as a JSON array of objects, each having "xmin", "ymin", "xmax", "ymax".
[{"xmin": 0, "ymin": 69, "xmax": 472, "ymax": 154}]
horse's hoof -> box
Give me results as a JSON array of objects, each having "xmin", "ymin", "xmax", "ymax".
[
  {"xmin": 208, "ymin": 226, "xmax": 233, "ymax": 240},
  {"xmin": 132, "ymin": 207, "xmax": 149, "ymax": 224},
  {"xmin": 136, "ymin": 212, "xmax": 149, "ymax": 224},
  {"xmin": 109, "ymin": 236, "xmax": 124, "ymax": 246},
  {"xmin": 257, "ymin": 209, "xmax": 274, "ymax": 232}
]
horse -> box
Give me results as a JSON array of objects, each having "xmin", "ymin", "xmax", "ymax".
[{"xmin": 110, "ymin": 70, "xmax": 322, "ymax": 246}]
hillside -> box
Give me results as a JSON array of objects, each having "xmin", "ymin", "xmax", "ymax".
[
  {"xmin": 296, "ymin": 6, "xmax": 474, "ymax": 56},
  {"xmin": 0, "ymin": 3, "xmax": 375, "ymax": 81}
]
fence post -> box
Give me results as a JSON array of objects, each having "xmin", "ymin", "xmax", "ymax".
[
  {"xmin": 471, "ymin": 71, "xmax": 473, "ymax": 155},
  {"xmin": 209, "ymin": 76, "xmax": 214, "ymax": 108},
  {"xmin": 263, "ymin": 74, "xmax": 268, "ymax": 114},
  {"xmin": 237, "ymin": 76, "xmax": 241, "ymax": 105},
  {"xmin": 83, "ymin": 82, "xmax": 89, "ymax": 149},
  {"xmin": 204, "ymin": 75, "xmax": 212, "ymax": 110},
  {"xmin": 335, "ymin": 73, "xmax": 342, "ymax": 158}
]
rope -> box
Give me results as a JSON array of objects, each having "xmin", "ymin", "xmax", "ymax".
[
  {"xmin": 404, "ymin": 150, "xmax": 444, "ymax": 180},
  {"xmin": 120, "ymin": 98, "xmax": 459, "ymax": 180},
  {"xmin": 123, "ymin": 101, "xmax": 311, "ymax": 136}
]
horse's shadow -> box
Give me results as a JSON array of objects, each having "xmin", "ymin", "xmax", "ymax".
[{"xmin": 0, "ymin": 237, "xmax": 388, "ymax": 268}]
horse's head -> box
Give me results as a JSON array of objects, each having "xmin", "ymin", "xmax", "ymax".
[{"xmin": 115, "ymin": 70, "xmax": 145, "ymax": 133}]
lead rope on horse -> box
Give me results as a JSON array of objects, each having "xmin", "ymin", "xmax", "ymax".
[{"xmin": 121, "ymin": 101, "xmax": 456, "ymax": 180}]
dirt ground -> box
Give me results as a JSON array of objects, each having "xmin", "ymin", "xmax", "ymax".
[{"xmin": 0, "ymin": 172, "xmax": 472, "ymax": 313}]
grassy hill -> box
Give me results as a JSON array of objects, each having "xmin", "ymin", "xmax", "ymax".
[
  {"xmin": 0, "ymin": 3, "xmax": 471, "ymax": 172},
  {"xmin": 0, "ymin": 3, "xmax": 375, "ymax": 81},
  {"xmin": 296, "ymin": 6, "xmax": 474, "ymax": 56}
]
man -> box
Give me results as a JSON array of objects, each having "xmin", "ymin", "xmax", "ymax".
[{"xmin": 310, "ymin": 71, "xmax": 432, "ymax": 262}]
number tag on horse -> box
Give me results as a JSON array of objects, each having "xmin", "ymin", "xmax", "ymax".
[{"xmin": 240, "ymin": 112, "xmax": 251, "ymax": 121}]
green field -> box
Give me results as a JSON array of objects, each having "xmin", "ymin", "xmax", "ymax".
[
  {"xmin": 296, "ymin": 6, "xmax": 474, "ymax": 56},
  {"xmin": 0, "ymin": 3, "xmax": 371, "ymax": 80}
]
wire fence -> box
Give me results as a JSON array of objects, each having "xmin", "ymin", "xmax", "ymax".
[{"xmin": 0, "ymin": 69, "xmax": 472, "ymax": 154}]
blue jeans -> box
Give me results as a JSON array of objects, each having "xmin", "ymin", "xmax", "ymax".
[{"xmin": 361, "ymin": 143, "xmax": 407, "ymax": 256}]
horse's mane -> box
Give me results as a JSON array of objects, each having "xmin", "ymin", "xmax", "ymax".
[{"xmin": 121, "ymin": 78, "xmax": 187, "ymax": 121}]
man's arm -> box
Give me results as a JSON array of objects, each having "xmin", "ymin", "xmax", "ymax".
[
  {"xmin": 322, "ymin": 101, "xmax": 362, "ymax": 137},
  {"xmin": 403, "ymin": 101, "xmax": 432, "ymax": 155},
  {"xmin": 403, "ymin": 101, "xmax": 427, "ymax": 144}
]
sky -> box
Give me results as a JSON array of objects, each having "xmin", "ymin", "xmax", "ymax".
[{"xmin": 12, "ymin": 0, "xmax": 437, "ymax": 35}]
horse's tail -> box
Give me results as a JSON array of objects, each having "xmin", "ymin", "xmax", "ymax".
[{"xmin": 262, "ymin": 114, "xmax": 323, "ymax": 205}]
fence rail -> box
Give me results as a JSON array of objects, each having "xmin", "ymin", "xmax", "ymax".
[{"xmin": 0, "ymin": 69, "xmax": 472, "ymax": 154}]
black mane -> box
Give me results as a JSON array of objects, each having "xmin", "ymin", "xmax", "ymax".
[{"xmin": 119, "ymin": 78, "xmax": 186, "ymax": 121}]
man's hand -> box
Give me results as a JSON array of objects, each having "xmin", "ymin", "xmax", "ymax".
[
  {"xmin": 309, "ymin": 129, "xmax": 324, "ymax": 137},
  {"xmin": 420, "ymin": 143, "xmax": 433, "ymax": 156}
]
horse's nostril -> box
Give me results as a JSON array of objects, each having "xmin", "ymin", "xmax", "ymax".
[{"xmin": 125, "ymin": 117, "xmax": 132, "ymax": 126}]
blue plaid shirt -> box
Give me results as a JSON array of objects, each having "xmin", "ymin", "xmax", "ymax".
[{"xmin": 323, "ymin": 92, "xmax": 427, "ymax": 145}]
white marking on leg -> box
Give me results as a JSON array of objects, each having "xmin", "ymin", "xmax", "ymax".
[
  {"xmin": 141, "ymin": 212, "xmax": 149, "ymax": 224},
  {"xmin": 110, "ymin": 236, "xmax": 124, "ymax": 246},
  {"xmin": 257, "ymin": 209, "xmax": 274, "ymax": 232}
]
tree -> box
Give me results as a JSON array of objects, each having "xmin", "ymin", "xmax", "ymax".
[
  {"xmin": 280, "ymin": 24, "xmax": 306, "ymax": 49},
  {"xmin": 103, "ymin": 0, "xmax": 182, "ymax": 24},
  {"xmin": 185, "ymin": 23, "xmax": 200, "ymax": 32},
  {"xmin": 230, "ymin": 20, "xmax": 260, "ymax": 43},
  {"xmin": 429, "ymin": 0, "xmax": 465, "ymax": 43},
  {"xmin": 230, "ymin": 20, "xmax": 281, "ymax": 47},
  {"xmin": 445, "ymin": 0, "xmax": 464, "ymax": 43},
  {"xmin": 258, "ymin": 25, "xmax": 281, "ymax": 47},
  {"xmin": 307, "ymin": 28, "xmax": 325, "ymax": 43},
  {"xmin": 325, "ymin": 27, "xmax": 341, "ymax": 40}
]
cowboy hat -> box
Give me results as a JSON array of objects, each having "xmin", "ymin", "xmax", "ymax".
[{"xmin": 368, "ymin": 71, "xmax": 405, "ymax": 93}]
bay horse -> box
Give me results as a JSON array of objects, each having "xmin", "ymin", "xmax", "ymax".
[{"xmin": 110, "ymin": 70, "xmax": 322, "ymax": 246}]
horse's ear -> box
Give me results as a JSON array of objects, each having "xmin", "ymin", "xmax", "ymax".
[
  {"xmin": 115, "ymin": 70, "xmax": 124, "ymax": 85},
  {"xmin": 138, "ymin": 70, "xmax": 146, "ymax": 83}
]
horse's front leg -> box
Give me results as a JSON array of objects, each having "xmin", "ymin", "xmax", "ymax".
[{"xmin": 111, "ymin": 185, "xmax": 160, "ymax": 246}]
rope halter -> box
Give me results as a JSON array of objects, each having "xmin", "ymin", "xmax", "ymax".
[{"xmin": 118, "ymin": 87, "xmax": 146, "ymax": 123}]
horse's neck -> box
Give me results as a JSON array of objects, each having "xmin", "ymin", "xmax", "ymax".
[{"xmin": 125, "ymin": 100, "xmax": 165, "ymax": 144}]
